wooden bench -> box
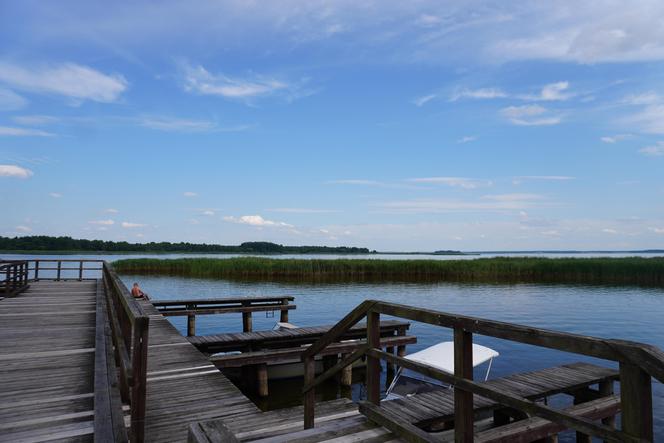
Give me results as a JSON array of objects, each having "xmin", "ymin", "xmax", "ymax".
[{"xmin": 380, "ymin": 362, "xmax": 618, "ymax": 430}]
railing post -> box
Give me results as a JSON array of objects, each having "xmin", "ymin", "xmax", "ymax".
[
  {"xmin": 619, "ymin": 362, "xmax": 653, "ymax": 441},
  {"xmin": 187, "ymin": 314, "xmax": 196, "ymax": 337},
  {"xmin": 366, "ymin": 310, "xmax": 381, "ymax": 405},
  {"xmin": 280, "ymin": 298, "xmax": 289, "ymax": 323},
  {"xmin": 454, "ymin": 327, "xmax": 474, "ymax": 443},
  {"xmin": 242, "ymin": 301, "xmax": 252, "ymax": 332},
  {"xmin": 56, "ymin": 261, "xmax": 62, "ymax": 281},
  {"xmin": 34, "ymin": 260, "xmax": 39, "ymax": 281},
  {"xmin": 131, "ymin": 316, "xmax": 150, "ymax": 443},
  {"xmin": 79, "ymin": 260, "xmax": 84, "ymax": 281},
  {"xmin": 303, "ymin": 356, "xmax": 315, "ymax": 429}
]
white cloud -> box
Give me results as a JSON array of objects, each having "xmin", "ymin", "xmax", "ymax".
[
  {"xmin": 268, "ymin": 208, "xmax": 338, "ymax": 214},
  {"xmin": 626, "ymin": 105, "xmax": 664, "ymax": 134},
  {"xmin": 450, "ymin": 88, "xmax": 507, "ymax": 102},
  {"xmin": 183, "ymin": 64, "xmax": 291, "ymax": 100},
  {"xmin": 600, "ymin": 134, "xmax": 631, "ymax": 143},
  {"xmin": 407, "ymin": 177, "xmax": 492, "ymax": 189},
  {"xmin": 621, "ymin": 92, "xmax": 660, "ymax": 106},
  {"xmin": 0, "ymin": 126, "xmax": 55, "ymax": 136},
  {"xmin": 602, "ymin": 228, "xmax": 618, "ymax": 234},
  {"xmin": 482, "ymin": 193, "xmax": 544, "ymax": 202},
  {"xmin": 520, "ymin": 81, "xmax": 572, "ymax": 101},
  {"xmin": 89, "ymin": 219, "xmax": 115, "ymax": 226},
  {"xmin": 15, "ymin": 225, "xmax": 32, "ymax": 233},
  {"xmin": 639, "ymin": 141, "xmax": 664, "ymax": 157},
  {"xmin": 201, "ymin": 210, "xmax": 215, "ymax": 216},
  {"xmin": 0, "ymin": 88, "xmax": 27, "ymax": 111},
  {"xmin": 138, "ymin": 116, "xmax": 250, "ymax": 133},
  {"xmin": 12, "ymin": 115, "xmax": 59, "ymax": 125},
  {"xmin": 328, "ymin": 179, "xmax": 382, "ymax": 186},
  {"xmin": 223, "ymin": 215, "xmax": 293, "ymax": 228},
  {"xmin": 183, "ymin": 191, "xmax": 198, "ymax": 197},
  {"xmin": 376, "ymin": 193, "xmax": 544, "ymax": 213},
  {"xmin": 515, "ymin": 175, "xmax": 575, "ymax": 181},
  {"xmin": 121, "ymin": 222, "xmax": 146, "ymax": 228},
  {"xmin": 500, "ymin": 105, "xmax": 561, "ymax": 126},
  {"xmin": 649, "ymin": 227, "xmax": 664, "ymax": 234},
  {"xmin": 0, "ymin": 165, "xmax": 33, "ymax": 178},
  {"xmin": 49, "ymin": 192, "xmax": 62, "ymax": 198},
  {"xmin": 457, "ymin": 136, "xmax": 477, "ymax": 144},
  {"xmin": 412, "ymin": 94, "xmax": 437, "ymax": 107},
  {"xmin": 104, "ymin": 208, "xmax": 119, "ymax": 213},
  {"xmin": 0, "ymin": 62, "xmax": 127, "ymax": 102}
]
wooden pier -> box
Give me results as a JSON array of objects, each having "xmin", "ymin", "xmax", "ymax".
[{"xmin": 1, "ymin": 258, "xmax": 663, "ymax": 442}]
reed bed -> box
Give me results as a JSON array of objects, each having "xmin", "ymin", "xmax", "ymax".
[{"xmin": 112, "ymin": 257, "xmax": 664, "ymax": 286}]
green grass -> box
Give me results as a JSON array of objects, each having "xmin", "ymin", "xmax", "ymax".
[{"xmin": 112, "ymin": 256, "xmax": 664, "ymax": 286}]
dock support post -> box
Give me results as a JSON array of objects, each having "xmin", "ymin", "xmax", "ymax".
[
  {"xmin": 257, "ymin": 364, "xmax": 269, "ymax": 397},
  {"xmin": 573, "ymin": 393, "xmax": 592, "ymax": 443},
  {"xmin": 619, "ymin": 362, "xmax": 653, "ymax": 441},
  {"xmin": 599, "ymin": 380, "xmax": 616, "ymax": 440},
  {"xmin": 303, "ymin": 356, "xmax": 315, "ymax": 429},
  {"xmin": 340, "ymin": 353, "xmax": 352, "ymax": 387},
  {"xmin": 280, "ymin": 299, "xmax": 289, "ymax": 323},
  {"xmin": 242, "ymin": 301, "xmax": 253, "ymax": 332},
  {"xmin": 366, "ymin": 310, "xmax": 381, "ymax": 405},
  {"xmin": 454, "ymin": 327, "xmax": 474, "ymax": 443},
  {"xmin": 187, "ymin": 314, "xmax": 196, "ymax": 337}
]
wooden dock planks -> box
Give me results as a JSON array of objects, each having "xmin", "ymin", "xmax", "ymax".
[{"xmin": 0, "ymin": 281, "xmax": 97, "ymax": 443}]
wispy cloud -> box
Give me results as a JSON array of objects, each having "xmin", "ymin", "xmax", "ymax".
[
  {"xmin": 0, "ymin": 164, "xmax": 33, "ymax": 178},
  {"xmin": 412, "ymin": 94, "xmax": 437, "ymax": 107},
  {"xmin": 183, "ymin": 64, "xmax": 310, "ymax": 103},
  {"xmin": 0, "ymin": 88, "xmax": 27, "ymax": 111},
  {"xmin": 639, "ymin": 141, "xmax": 664, "ymax": 157},
  {"xmin": 268, "ymin": 208, "xmax": 339, "ymax": 214},
  {"xmin": 327, "ymin": 179, "xmax": 383, "ymax": 186},
  {"xmin": 121, "ymin": 222, "xmax": 146, "ymax": 228},
  {"xmin": 457, "ymin": 136, "xmax": 477, "ymax": 144},
  {"xmin": 450, "ymin": 87, "xmax": 507, "ymax": 102},
  {"xmin": 104, "ymin": 208, "xmax": 119, "ymax": 214},
  {"xmin": 407, "ymin": 177, "xmax": 492, "ymax": 189},
  {"xmin": 600, "ymin": 134, "xmax": 631, "ymax": 143},
  {"xmin": 89, "ymin": 219, "xmax": 115, "ymax": 226},
  {"xmin": 183, "ymin": 191, "xmax": 198, "ymax": 197},
  {"xmin": 515, "ymin": 175, "xmax": 575, "ymax": 181},
  {"xmin": 223, "ymin": 215, "xmax": 293, "ymax": 228},
  {"xmin": 519, "ymin": 81, "xmax": 573, "ymax": 101},
  {"xmin": 376, "ymin": 194, "xmax": 545, "ymax": 213},
  {"xmin": 626, "ymin": 104, "xmax": 664, "ymax": 134},
  {"xmin": 500, "ymin": 105, "xmax": 561, "ymax": 126},
  {"xmin": 15, "ymin": 225, "xmax": 32, "ymax": 233},
  {"xmin": 12, "ymin": 115, "xmax": 59, "ymax": 125},
  {"xmin": 138, "ymin": 115, "xmax": 252, "ymax": 133},
  {"xmin": 0, "ymin": 62, "xmax": 127, "ymax": 103},
  {"xmin": 49, "ymin": 192, "xmax": 62, "ymax": 198},
  {"xmin": 201, "ymin": 210, "xmax": 215, "ymax": 216},
  {"xmin": 0, "ymin": 126, "xmax": 55, "ymax": 136}
]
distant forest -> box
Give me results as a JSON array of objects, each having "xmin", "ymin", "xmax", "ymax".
[{"xmin": 0, "ymin": 236, "xmax": 374, "ymax": 254}]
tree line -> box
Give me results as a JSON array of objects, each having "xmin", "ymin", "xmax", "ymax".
[{"xmin": 0, "ymin": 236, "xmax": 374, "ymax": 254}]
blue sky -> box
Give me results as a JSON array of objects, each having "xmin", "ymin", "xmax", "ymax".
[{"xmin": 1, "ymin": 1, "xmax": 664, "ymax": 251}]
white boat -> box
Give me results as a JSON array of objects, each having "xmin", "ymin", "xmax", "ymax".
[{"xmin": 385, "ymin": 341, "xmax": 499, "ymax": 400}]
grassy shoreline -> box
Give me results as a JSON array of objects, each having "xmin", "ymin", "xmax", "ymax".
[{"xmin": 112, "ymin": 257, "xmax": 664, "ymax": 287}]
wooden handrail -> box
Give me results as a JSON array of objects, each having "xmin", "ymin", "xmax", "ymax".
[
  {"xmin": 102, "ymin": 262, "xmax": 149, "ymax": 443},
  {"xmin": 302, "ymin": 299, "xmax": 663, "ymax": 442},
  {"xmin": 0, "ymin": 260, "xmax": 29, "ymax": 296}
]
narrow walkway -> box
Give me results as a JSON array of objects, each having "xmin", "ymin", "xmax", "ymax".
[
  {"xmin": 0, "ymin": 281, "xmax": 97, "ymax": 442},
  {"xmin": 138, "ymin": 300, "xmax": 260, "ymax": 442}
]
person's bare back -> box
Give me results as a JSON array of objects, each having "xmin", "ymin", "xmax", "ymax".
[{"xmin": 131, "ymin": 283, "xmax": 149, "ymax": 300}]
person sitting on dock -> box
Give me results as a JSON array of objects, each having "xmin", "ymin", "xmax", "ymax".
[{"xmin": 131, "ymin": 282, "xmax": 149, "ymax": 300}]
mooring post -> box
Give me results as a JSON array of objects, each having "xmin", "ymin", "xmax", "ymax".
[
  {"xmin": 619, "ymin": 362, "xmax": 653, "ymax": 441},
  {"xmin": 280, "ymin": 298, "xmax": 289, "ymax": 323},
  {"xmin": 257, "ymin": 364, "xmax": 269, "ymax": 397},
  {"xmin": 242, "ymin": 301, "xmax": 252, "ymax": 332},
  {"xmin": 340, "ymin": 353, "xmax": 353, "ymax": 387},
  {"xmin": 366, "ymin": 310, "xmax": 381, "ymax": 405},
  {"xmin": 454, "ymin": 327, "xmax": 474, "ymax": 443},
  {"xmin": 303, "ymin": 356, "xmax": 315, "ymax": 429}
]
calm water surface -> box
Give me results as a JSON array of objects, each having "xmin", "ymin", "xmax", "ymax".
[{"xmin": 119, "ymin": 274, "xmax": 664, "ymax": 438}]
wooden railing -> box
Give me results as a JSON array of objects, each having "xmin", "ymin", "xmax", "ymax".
[
  {"xmin": 0, "ymin": 260, "xmax": 29, "ymax": 296},
  {"xmin": 301, "ymin": 300, "xmax": 664, "ymax": 442},
  {"xmin": 152, "ymin": 296, "xmax": 295, "ymax": 336},
  {"xmin": 26, "ymin": 259, "xmax": 104, "ymax": 281},
  {"xmin": 102, "ymin": 262, "xmax": 150, "ymax": 442}
]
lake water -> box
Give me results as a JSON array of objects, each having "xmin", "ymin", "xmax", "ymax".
[{"xmin": 4, "ymin": 253, "xmax": 663, "ymax": 438}]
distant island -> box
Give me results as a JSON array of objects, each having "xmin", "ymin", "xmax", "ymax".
[{"xmin": 0, "ymin": 236, "xmax": 375, "ymax": 255}]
